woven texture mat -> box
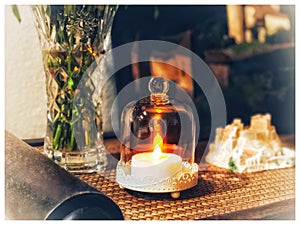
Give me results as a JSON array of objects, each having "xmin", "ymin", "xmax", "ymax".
[
  {"xmin": 34, "ymin": 138, "xmax": 295, "ymax": 220},
  {"xmin": 76, "ymin": 137, "xmax": 295, "ymax": 220},
  {"xmin": 77, "ymin": 165, "xmax": 295, "ymax": 220}
]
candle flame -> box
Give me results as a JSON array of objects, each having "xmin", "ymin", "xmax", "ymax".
[{"xmin": 153, "ymin": 133, "xmax": 163, "ymax": 160}]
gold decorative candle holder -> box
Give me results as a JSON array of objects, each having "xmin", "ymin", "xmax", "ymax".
[{"xmin": 116, "ymin": 77, "xmax": 198, "ymax": 198}]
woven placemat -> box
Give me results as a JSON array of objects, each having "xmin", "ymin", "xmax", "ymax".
[
  {"xmin": 77, "ymin": 164, "xmax": 295, "ymax": 220},
  {"xmin": 34, "ymin": 138, "xmax": 295, "ymax": 220}
]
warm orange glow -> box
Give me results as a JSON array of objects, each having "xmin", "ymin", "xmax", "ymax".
[
  {"xmin": 87, "ymin": 45, "xmax": 93, "ymax": 53},
  {"xmin": 153, "ymin": 133, "xmax": 163, "ymax": 160},
  {"xmin": 155, "ymin": 109, "xmax": 162, "ymax": 113},
  {"xmin": 87, "ymin": 45, "xmax": 97, "ymax": 57},
  {"xmin": 73, "ymin": 66, "xmax": 79, "ymax": 72}
]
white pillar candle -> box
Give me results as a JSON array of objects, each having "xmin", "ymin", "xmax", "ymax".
[{"xmin": 131, "ymin": 145, "xmax": 182, "ymax": 179}]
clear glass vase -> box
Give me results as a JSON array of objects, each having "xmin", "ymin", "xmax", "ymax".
[{"xmin": 32, "ymin": 5, "xmax": 117, "ymax": 173}]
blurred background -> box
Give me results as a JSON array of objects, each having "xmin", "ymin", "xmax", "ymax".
[
  {"xmin": 112, "ymin": 5, "xmax": 295, "ymax": 140},
  {"xmin": 5, "ymin": 5, "xmax": 295, "ymax": 141}
]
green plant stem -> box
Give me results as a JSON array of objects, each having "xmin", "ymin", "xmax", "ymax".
[
  {"xmin": 53, "ymin": 123, "xmax": 62, "ymax": 150},
  {"xmin": 70, "ymin": 124, "xmax": 75, "ymax": 150},
  {"xmin": 34, "ymin": 5, "xmax": 117, "ymax": 151}
]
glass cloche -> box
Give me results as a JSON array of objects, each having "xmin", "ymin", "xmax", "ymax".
[{"xmin": 116, "ymin": 77, "xmax": 198, "ymax": 198}]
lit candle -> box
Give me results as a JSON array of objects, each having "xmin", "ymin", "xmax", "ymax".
[{"xmin": 131, "ymin": 134, "xmax": 182, "ymax": 179}]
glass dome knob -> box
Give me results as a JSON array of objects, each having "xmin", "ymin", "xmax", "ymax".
[{"xmin": 148, "ymin": 77, "xmax": 169, "ymax": 95}]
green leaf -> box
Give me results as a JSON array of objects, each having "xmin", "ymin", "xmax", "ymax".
[
  {"xmin": 67, "ymin": 77, "xmax": 74, "ymax": 89},
  {"xmin": 229, "ymin": 157, "xmax": 238, "ymax": 171},
  {"xmin": 12, "ymin": 5, "xmax": 21, "ymax": 23}
]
